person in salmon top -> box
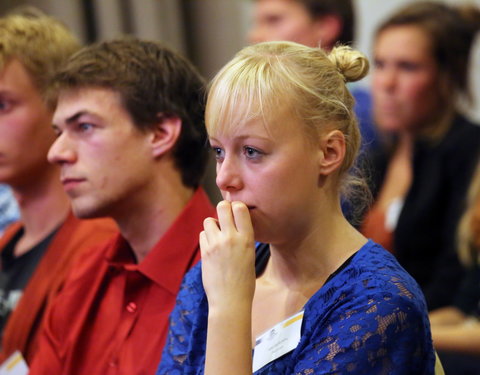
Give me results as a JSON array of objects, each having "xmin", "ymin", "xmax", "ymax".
[{"xmin": 0, "ymin": 9, "xmax": 117, "ymax": 364}]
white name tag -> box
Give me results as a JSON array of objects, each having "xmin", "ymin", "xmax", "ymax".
[
  {"xmin": 252, "ymin": 310, "xmax": 304, "ymax": 373},
  {"xmin": 0, "ymin": 351, "xmax": 28, "ymax": 375}
]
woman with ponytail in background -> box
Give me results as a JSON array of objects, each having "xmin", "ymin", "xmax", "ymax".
[
  {"xmin": 362, "ymin": 1, "xmax": 480, "ymax": 311},
  {"xmin": 157, "ymin": 40, "xmax": 435, "ymax": 374}
]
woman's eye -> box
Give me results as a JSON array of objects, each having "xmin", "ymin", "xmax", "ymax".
[
  {"xmin": 212, "ymin": 147, "xmax": 225, "ymax": 161},
  {"xmin": 244, "ymin": 146, "xmax": 263, "ymax": 160}
]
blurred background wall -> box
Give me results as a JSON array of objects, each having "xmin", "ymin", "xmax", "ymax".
[
  {"xmin": 2, "ymin": 0, "xmax": 478, "ymax": 115},
  {"xmin": 1, "ymin": 0, "xmax": 479, "ymax": 201}
]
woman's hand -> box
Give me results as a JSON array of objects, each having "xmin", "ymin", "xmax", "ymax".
[
  {"xmin": 200, "ymin": 200, "xmax": 256, "ymax": 312},
  {"xmin": 201, "ymin": 201, "xmax": 255, "ymax": 374}
]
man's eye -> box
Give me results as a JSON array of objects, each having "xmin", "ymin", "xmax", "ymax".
[
  {"xmin": 398, "ymin": 62, "xmax": 420, "ymax": 72},
  {"xmin": 0, "ymin": 100, "xmax": 13, "ymax": 113},
  {"xmin": 373, "ymin": 59, "xmax": 385, "ymax": 70},
  {"xmin": 78, "ymin": 123, "xmax": 94, "ymax": 132}
]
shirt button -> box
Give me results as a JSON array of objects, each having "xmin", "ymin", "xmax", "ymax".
[
  {"xmin": 109, "ymin": 358, "xmax": 118, "ymax": 367},
  {"xmin": 126, "ymin": 301, "xmax": 137, "ymax": 313}
]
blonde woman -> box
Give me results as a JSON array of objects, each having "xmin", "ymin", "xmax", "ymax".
[{"xmin": 157, "ymin": 41, "xmax": 434, "ymax": 374}]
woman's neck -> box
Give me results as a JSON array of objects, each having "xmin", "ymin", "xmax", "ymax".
[{"xmin": 264, "ymin": 205, "xmax": 367, "ymax": 290}]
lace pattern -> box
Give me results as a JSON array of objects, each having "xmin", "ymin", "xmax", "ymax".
[{"xmin": 157, "ymin": 241, "xmax": 435, "ymax": 374}]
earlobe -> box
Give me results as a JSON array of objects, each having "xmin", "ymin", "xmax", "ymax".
[
  {"xmin": 150, "ymin": 115, "xmax": 182, "ymax": 158},
  {"xmin": 318, "ymin": 130, "xmax": 345, "ymax": 176}
]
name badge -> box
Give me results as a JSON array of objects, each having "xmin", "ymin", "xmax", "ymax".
[
  {"xmin": 252, "ymin": 310, "xmax": 304, "ymax": 372},
  {"xmin": 0, "ymin": 351, "xmax": 28, "ymax": 375}
]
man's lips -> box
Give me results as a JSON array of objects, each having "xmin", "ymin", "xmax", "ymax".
[{"xmin": 61, "ymin": 178, "xmax": 85, "ymax": 192}]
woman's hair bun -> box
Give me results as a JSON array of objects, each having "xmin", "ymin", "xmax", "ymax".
[{"xmin": 328, "ymin": 45, "xmax": 369, "ymax": 83}]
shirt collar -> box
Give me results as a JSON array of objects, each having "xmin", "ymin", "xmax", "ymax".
[{"xmin": 106, "ymin": 188, "xmax": 215, "ymax": 294}]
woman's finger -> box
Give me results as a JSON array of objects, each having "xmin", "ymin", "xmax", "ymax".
[
  {"xmin": 199, "ymin": 230, "xmax": 209, "ymax": 254},
  {"xmin": 216, "ymin": 200, "xmax": 236, "ymax": 232},
  {"xmin": 203, "ymin": 217, "xmax": 220, "ymax": 242},
  {"xmin": 231, "ymin": 201, "xmax": 254, "ymax": 238}
]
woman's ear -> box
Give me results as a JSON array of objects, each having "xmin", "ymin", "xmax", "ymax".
[
  {"xmin": 150, "ymin": 115, "xmax": 182, "ymax": 158},
  {"xmin": 318, "ymin": 130, "xmax": 345, "ymax": 176}
]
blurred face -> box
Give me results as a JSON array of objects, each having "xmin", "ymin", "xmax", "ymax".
[
  {"xmin": 48, "ymin": 88, "xmax": 155, "ymax": 219},
  {"xmin": 372, "ymin": 25, "xmax": 441, "ymax": 133},
  {"xmin": 0, "ymin": 59, "xmax": 56, "ymax": 188},
  {"xmin": 210, "ymin": 110, "xmax": 322, "ymax": 245},
  {"xmin": 249, "ymin": 0, "xmax": 321, "ymax": 47}
]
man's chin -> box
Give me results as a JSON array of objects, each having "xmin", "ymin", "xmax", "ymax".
[{"xmin": 71, "ymin": 203, "xmax": 105, "ymax": 220}]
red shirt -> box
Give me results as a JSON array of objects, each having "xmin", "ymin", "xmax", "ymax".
[
  {"xmin": 29, "ymin": 189, "xmax": 215, "ymax": 375},
  {"xmin": 0, "ymin": 214, "xmax": 117, "ymax": 364}
]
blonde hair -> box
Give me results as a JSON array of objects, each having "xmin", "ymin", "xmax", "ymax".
[
  {"xmin": 0, "ymin": 10, "xmax": 80, "ymax": 105},
  {"xmin": 206, "ymin": 41, "xmax": 369, "ymax": 201},
  {"xmin": 458, "ymin": 163, "xmax": 480, "ymax": 266}
]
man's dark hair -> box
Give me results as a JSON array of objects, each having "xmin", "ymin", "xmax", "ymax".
[
  {"xmin": 301, "ymin": 0, "xmax": 355, "ymax": 45},
  {"xmin": 50, "ymin": 37, "xmax": 208, "ymax": 188}
]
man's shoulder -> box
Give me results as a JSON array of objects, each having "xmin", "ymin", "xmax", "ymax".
[
  {"xmin": 56, "ymin": 215, "xmax": 118, "ymax": 248},
  {"xmin": 55, "ymin": 232, "xmax": 119, "ymax": 292},
  {"xmin": 0, "ymin": 222, "xmax": 22, "ymax": 251}
]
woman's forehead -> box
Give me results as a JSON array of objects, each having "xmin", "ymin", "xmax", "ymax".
[{"xmin": 208, "ymin": 104, "xmax": 306, "ymax": 142}]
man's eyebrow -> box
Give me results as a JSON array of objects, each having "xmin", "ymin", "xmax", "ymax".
[
  {"xmin": 65, "ymin": 111, "xmax": 90, "ymax": 124},
  {"xmin": 52, "ymin": 111, "xmax": 92, "ymax": 130}
]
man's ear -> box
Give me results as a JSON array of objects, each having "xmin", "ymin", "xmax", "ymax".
[
  {"xmin": 150, "ymin": 115, "xmax": 182, "ymax": 158},
  {"xmin": 318, "ymin": 130, "xmax": 345, "ymax": 176},
  {"xmin": 313, "ymin": 14, "xmax": 343, "ymax": 50}
]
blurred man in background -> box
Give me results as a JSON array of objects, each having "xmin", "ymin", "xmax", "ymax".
[{"xmin": 249, "ymin": 0, "xmax": 377, "ymax": 151}]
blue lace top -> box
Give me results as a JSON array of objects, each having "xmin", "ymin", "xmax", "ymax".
[{"xmin": 157, "ymin": 240, "xmax": 435, "ymax": 374}]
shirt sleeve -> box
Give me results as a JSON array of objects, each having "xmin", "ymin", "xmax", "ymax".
[
  {"xmin": 291, "ymin": 281, "xmax": 434, "ymax": 374},
  {"xmin": 28, "ymin": 301, "xmax": 63, "ymax": 374}
]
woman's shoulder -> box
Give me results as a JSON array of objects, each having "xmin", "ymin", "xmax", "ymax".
[
  {"xmin": 443, "ymin": 114, "xmax": 480, "ymax": 150},
  {"xmin": 347, "ymin": 240, "xmax": 423, "ymax": 287},
  {"xmin": 307, "ymin": 241, "xmax": 428, "ymax": 316},
  {"xmin": 440, "ymin": 115, "xmax": 480, "ymax": 177},
  {"xmin": 297, "ymin": 241, "xmax": 433, "ymax": 374}
]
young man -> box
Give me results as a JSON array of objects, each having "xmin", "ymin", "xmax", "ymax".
[
  {"xmin": 249, "ymin": 0, "xmax": 354, "ymax": 50},
  {"xmin": 249, "ymin": 0, "xmax": 377, "ymax": 151},
  {"xmin": 0, "ymin": 11, "xmax": 118, "ymax": 364},
  {"xmin": 29, "ymin": 38, "xmax": 215, "ymax": 375}
]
